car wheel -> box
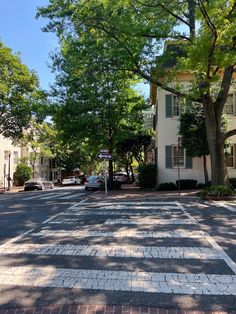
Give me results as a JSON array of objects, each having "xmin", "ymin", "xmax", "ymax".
[{"xmin": 85, "ymin": 187, "xmax": 88, "ymax": 190}]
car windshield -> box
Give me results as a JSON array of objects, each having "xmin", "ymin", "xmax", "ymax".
[{"xmin": 65, "ymin": 177, "xmax": 74, "ymax": 179}]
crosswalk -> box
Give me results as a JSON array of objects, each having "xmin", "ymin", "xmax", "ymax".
[
  {"xmin": 0, "ymin": 191, "xmax": 87, "ymax": 201},
  {"xmin": 0, "ymin": 200, "xmax": 235, "ymax": 305}
]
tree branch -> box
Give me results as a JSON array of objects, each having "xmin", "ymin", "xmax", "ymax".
[
  {"xmin": 133, "ymin": 0, "xmax": 190, "ymax": 27},
  {"xmin": 225, "ymin": 128, "xmax": 236, "ymax": 140}
]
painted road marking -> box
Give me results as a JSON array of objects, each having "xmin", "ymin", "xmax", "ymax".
[
  {"xmin": 31, "ymin": 229, "xmax": 207, "ymax": 239},
  {"xmin": 104, "ymin": 218, "xmax": 196, "ymax": 225},
  {"xmin": 0, "ymin": 266, "xmax": 235, "ymax": 295},
  {"xmin": 0, "ymin": 243, "xmax": 224, "ymax": 260}
]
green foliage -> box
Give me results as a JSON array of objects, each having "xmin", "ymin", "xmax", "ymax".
[
  {"xmin": 137, "ymin": 164, "xmax": 157, "ymax": 189},
  {"xmin": 0, "ymin": 41, "xmax": 49, "ymax": 140},
  {"xmin": 198, "ymin": 185, "xmax": 235, "ymax": 198},
  {"xmin": 37, "ymin": 0, "xmax": 236, "ymax": 186},
  {"xmin": 157, "ymin": 182, "xmax": 177, "ymax": 191},
  {"xmin": 176, "ymin": 179, "xmax": 198, "ymax": 189},
  {"xmin": 14, "ymin": 163, "xmax": 32, "ymax": 185},
  {"xmin": 179, "ymin": 104, "xmax": 209, "ymax": 157}
]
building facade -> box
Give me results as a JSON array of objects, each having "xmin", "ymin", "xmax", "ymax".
[
  {"xmin": 151, "ymin": 82, "xmax": 236, "ymax": 185},
  {"xmin": 0, "ymin": 134, "xmax": 21, "ymax": 189}
]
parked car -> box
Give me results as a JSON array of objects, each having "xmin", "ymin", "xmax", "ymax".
[
  {"xmin": 85, "ymin": 175, "xmax": 104, "ymax": 190},
  {"xmin": 62, "ymin": 176, "xmax": 81, "ymax": 185},
  {"xmin": 113, "ymin": 172, "xmax": 129, "ymax": 183},
  {"xmin": 24, "ymin": 178, "xmax": 54, "ymax": 191}
]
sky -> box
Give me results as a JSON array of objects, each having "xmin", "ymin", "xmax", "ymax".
[
  {"xmin": 0, "ymin": 0, "xmax": 57, "ymax": 89},
  {"xmin": 0, "ymin": 0, "xmax": 149, "ymax": 97}
]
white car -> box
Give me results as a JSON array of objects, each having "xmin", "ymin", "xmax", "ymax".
[
  {"xmin": 113, "ymin": 172, "xmax": 129, "ymax": 183},
  {"xmin": 85, "ymin": 175, "xmax": 104, "ymax": 190},
  {"xmin": 62, "ymin": 176, "xmax": 81, "ymax": 185},
  {"xmin": 24, "ymin": 178, "xmax": 54, "ymax": 191}
]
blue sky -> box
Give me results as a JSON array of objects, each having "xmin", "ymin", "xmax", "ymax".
[
  {"xmin": 0, "ymin": 1, "xmax": 149, "ymax": 97},
  {"xmin": 0, "ymin": 0, "xmax": 57, "ymax": 89}
]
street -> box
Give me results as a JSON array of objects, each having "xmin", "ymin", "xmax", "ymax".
[{"xmin": 0, "ymin": 189, "xmax": 235, "ymax": 312}]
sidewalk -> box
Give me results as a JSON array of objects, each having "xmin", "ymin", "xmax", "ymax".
[{"xmin": 88, "ymin": 183, "xmax": 200, "ymax": 202}]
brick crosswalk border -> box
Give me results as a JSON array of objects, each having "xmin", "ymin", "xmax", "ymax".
[{"xmin": 0, "ymin": 304, "xmax": 235, "ymax": 314}]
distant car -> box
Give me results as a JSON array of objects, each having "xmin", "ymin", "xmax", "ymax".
[
  {"xmin": 62, "ymin": 176, "xmax": 81, "ymax": 185},
  {"xmin": 85, "ymin": 175, "xmax": 104, "ymax": 190},
  {"xmin": 24, "ymin": 178, "xmax": 54, "ymax": 191},
  {"xmin": 113, "ymin": 172, "xmax": 129, "ymax": 183}
]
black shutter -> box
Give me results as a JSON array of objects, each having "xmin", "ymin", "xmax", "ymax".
[
  {"xmin": 165, "ymin": 94, "xmax": 173, "ymax": 117},
  {"xmin": 165, "ymin": 145, "xmax": 172, "ymax": 168}
]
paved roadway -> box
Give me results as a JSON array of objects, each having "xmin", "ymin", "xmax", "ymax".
[{"xmin": 0, "ymin": 188, "xmax": 235, "ymax": 312}]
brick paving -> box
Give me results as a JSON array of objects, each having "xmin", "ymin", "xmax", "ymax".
[{"xmin": 0, "ymin": 304, "xmax": 234, "ymax": 314}]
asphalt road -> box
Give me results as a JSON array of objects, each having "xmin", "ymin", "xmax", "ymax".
[{"xmin": 0, "ymin": 190, "xmax": 235, "ymax": 312}]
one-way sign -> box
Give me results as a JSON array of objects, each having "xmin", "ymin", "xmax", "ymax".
[{"xmin": 98, "ymin": 153, "xmax": 112, "ymax": 160}]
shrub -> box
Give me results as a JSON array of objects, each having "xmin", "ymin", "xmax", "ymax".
[
  {"xmin": 229, "ymin": 178, "xmax": 236, "ymax": 188},
  {"xmin": 157, "ymin": 182, "xmax": 177, "ymax": 191},
  {"xmin": 137, "ymin": 164, "xmax": 157, "ymax": 189},
  {"xmin": 176, "ymin": 179, "xmax": 197, "ymax": 189},
  {"xmin": 14, "ymin": 163, "xmax": 32, "ymax": 185},
  {"xmin": 198, "ymin": 185, "xmax": 235, "ymax": 198},
  {"xmin": 197, "ymin": 183, "xmax": 205, "ymax": 189}
]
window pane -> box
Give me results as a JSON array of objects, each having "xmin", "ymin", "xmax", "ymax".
[
  {"xmin": 226, "ymin": 146, "xmax": 234, "ymax": 167},
  {"xmin": 173, "ymin": 145, "xmax": 184, "ymax": 167},
  {"xmin": 225, "ymin": 94, "xmax": 233, "ymax": 115},
  {"xmin": 173, "ymin": 96, "xmax": 179, "ymax": 116}
]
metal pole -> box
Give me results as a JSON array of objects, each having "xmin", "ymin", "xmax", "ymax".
[
  {"xmin": 7, "ymin": 152, "xmax": 11, "ymax": 191},
  {"xmin": 104, "ymin": 159, "xmax": 108, "ymax": 196},
  {"xmin": 3, "ymin": 164, "xmax": 6, "ymax": 193},
  {"xmin": 177, "ymin": 163, "xmax": 180, "ymax": 195}
]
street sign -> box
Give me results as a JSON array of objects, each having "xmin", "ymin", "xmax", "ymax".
[
  {"xmin": 98, "ymin": 154, "xmax": 112, "ymax": 160},
  {"xmin": 100, "ymin": 149, "xmax": 109, "ymax": 154}
]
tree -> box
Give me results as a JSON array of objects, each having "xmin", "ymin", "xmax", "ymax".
[
  {"xmin": 14, "ymin": 163, "xmax": 32, "ymax": 185},
  {"xmin": 179, "ymin": 104, "xmax": 209, "ymax": 183},
  {"xmin": 0, "ymin": 41, "xmax": 48, "ymax": 141},
  {"xmin": 37, "ymin": 0, "xmax": 236, "ymax": 186},
  {"xmin": 116, "ymin": 134, "xmax": 152, "ymax": 181}
]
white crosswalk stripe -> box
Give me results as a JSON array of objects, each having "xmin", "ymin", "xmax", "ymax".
[
  {"xmin": 0, "ymin": 266, "xmax": 235, "ymax": 295},
  {"xmin": 0, "ymin": 200, "xmax": 235, "ymax": 299},
  {"xmin": 31, "ymin": 229, "xmax": 207, "ymax": 239},
  {"xmin": 0, "ymin": 243, "xmax": 224, "ymax": 259}
]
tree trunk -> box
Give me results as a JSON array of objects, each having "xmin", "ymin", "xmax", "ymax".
[
  {"xmin": 202, "ymin": 155, "xmax": 209, "ymax": 185},
  {"xmin": 204, "ymin": 104, "xmax": 229, "ymax": 186}
]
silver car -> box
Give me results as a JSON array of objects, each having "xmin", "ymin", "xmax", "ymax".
[{"xmin": 85, "ymin": 175, "xmax": 104, "ymax": 190}]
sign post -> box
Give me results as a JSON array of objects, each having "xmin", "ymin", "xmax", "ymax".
[
  {"xmin": 98, "ymin": 149, "xmax": 112, "ymax": 196},
  {"xmin": 104, "ymin": 159, "xmax": 108, "ymax": 196}
]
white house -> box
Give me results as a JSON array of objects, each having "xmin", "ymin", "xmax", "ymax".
[
  {"xmin": 0, "ymin": 134, "xmax": 21, "ymax": 189},
  {"xmin": 151, "ymin": 80, "xmax": 236, "ymax": 185}
]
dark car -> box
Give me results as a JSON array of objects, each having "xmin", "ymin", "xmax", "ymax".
[{"xmin": 24, "ymin": 178, "xmax": 54, "ymax": 191}]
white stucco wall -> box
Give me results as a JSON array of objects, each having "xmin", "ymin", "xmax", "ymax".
[
  {"xmin": 156, "ymin": 88, "xmax": 212, "ymax": 184},
  {"xmin": 0, "ymin": 134, "xmax": 21, "ymax": 187}
]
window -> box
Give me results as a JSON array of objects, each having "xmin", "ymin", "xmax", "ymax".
[
  {"xmin": 4, "ymin": 150, "xmax": 9, "ymax": 161},
  {"xmin": 172, "ymin": 145, "xmax": 184, "ymax": 167},
  {"xmin": 13, "ymin": 151, "xmax": 18, "ymax": 165},
  {"xmin": 173, "ymin": 96, "xmax": 180, "ymax": 116},
  {"xmin": 165, "ymin": 144, "xmax": 192, "ymax": 169},
  {"xmin": 225, "ymin": 94, "xmax": 234, "ymax": 115},
  {"xmin": 41, "ymin": 156, "xmax": 44, "ymax": 164},
  {"xmin": 165, "ymin": 94, "xmax": 180, "ymax": 117},
  {"xmin": 226, "ymin": 145, "xmax": 234, "ymax": 167}
]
